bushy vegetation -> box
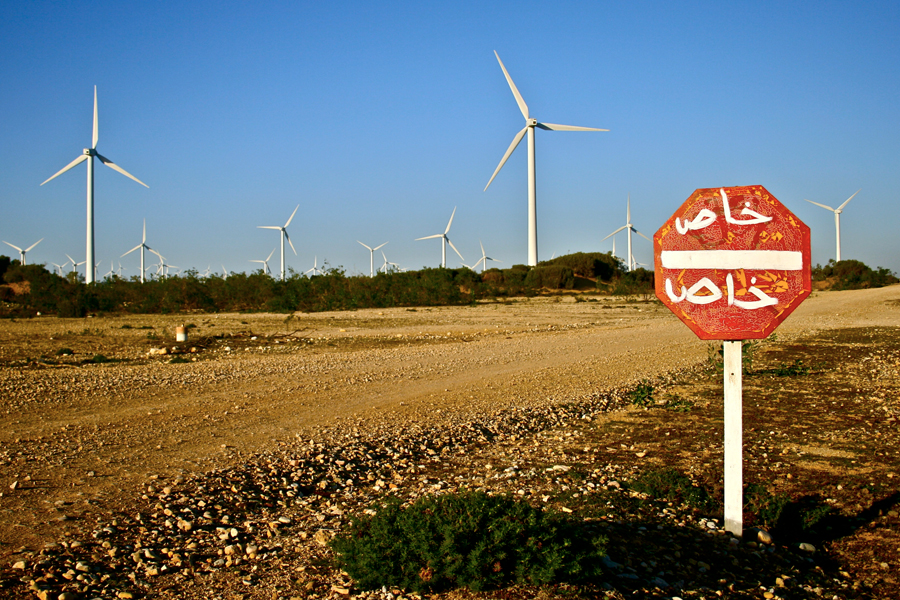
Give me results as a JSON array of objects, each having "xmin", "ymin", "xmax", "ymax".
[
  {"xmin": 331, "ymin": 491, "xmax": 607, "ymax": 593},
  {"xmin": 812, "ymin": 259, "xmax": 898, "ymax": 290},
  {"xmin": 0, "ymin": 252, "xmax": 641, "ymax": 316}
]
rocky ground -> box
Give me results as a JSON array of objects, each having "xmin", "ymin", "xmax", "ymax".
[{"xmin": 0, "ymin": 287, "xmax": 898, "ymax": 599}]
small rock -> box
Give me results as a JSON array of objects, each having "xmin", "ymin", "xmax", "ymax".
[
  {"xmin": 11, "ymin": 560, "xmax": 25, "ymax": 570},
  {"xmin": 798, "ymin": 542, "xmax": 816, "ymax": 553},
  {"xmin": 757, "ymin": 529, "xmax": 773, "ymax": 545}
]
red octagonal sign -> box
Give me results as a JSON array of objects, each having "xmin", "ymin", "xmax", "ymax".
[{"xmin": 654, "ymin": 185, "xmax": 811, "ymax": 340}]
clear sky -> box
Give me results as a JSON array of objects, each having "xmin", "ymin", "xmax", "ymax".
[{"xmin": 2, "ymin": 1, "xmax": 898, "ymax": 279}]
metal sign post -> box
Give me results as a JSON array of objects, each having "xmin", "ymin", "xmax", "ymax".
[{"xmin": 654, "ymin": 185, "xmax": 811, "ymax": 537}]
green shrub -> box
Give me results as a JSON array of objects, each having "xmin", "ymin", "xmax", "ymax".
[
  {"xmin": 744, "ymin": 483, "xmax": 789, "ymax": 529},
  {"xmin": 628, "ymin": 380, "xmax": 654, "ymax": 407},
  {"xmin": 629, "ymin": 468, "xmax": 715, "ymax": 511},
  {"xmin": 331, "ymin": 491, "xmax": 607, "ymax": 593}
]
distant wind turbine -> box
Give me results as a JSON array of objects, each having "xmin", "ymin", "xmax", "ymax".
[
  {"xmin": 804, "ymin": 190, "xmax": 860, "ymax": 262},
  {"xmin": 416, "ymin": 207, "xmax": 463, "ymax": 268},
  {"xmin": 484, "ymin": 51, "xmax": 608, "ymax": 266},
  {"xmin": 250, "ymin": 248, "xmax": 275, "ymax": 275},
  {"xmin": 65, "ymin": 253, "xmax": 86, "ymax": 277},
  {"xmin": 149, "ymin": 249, "xmax": 176, "ymax": 278},
  {"xmin": 222, "ymin": 265, "xmax": 229, "ymax": 277},
  {"xmin": 473, "ymin": 240, "xmax": 502, "ymax": 273},
  {"xmin": 358, "ymin": 240, "xmax": 388, "ymax": 277},
  {"xmin": 51, "ymin": 262, "xmax": 64, "ymax": 276},
  {"xmin": 41, "ymin": 86, "xmax": 148, "ymax": 284},
  {"xmin": 602, "ymin": 194, "xmax": 650, "ymax": 272},
  {"xmin": 121, "ymin": 219, "xmax": 153, "ymax": 283},
  {"xmin": 305, "ymin": 256, "xmax": 323, "ymax": 276},
  {"xmin": 3, "ymin": 238, "xmax": 43, "ymax": 265},
  {"xmin": 258, "ymin": 204, "xmax": 299, "ymax": 281}
]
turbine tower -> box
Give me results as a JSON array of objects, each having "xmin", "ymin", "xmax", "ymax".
[
  {"xmin": 416, "ymin": 207, "xmax": 463, "ymax": 268},
  {"xmin": 3, "ymin": 238, "xmax": 43, "ymax": 265},
  {"xmin": 804, "ymin": 190, "xmax": 860, "ymax": 262},
  {"xmin": 602, "ymin": 194, "xmax": 650, "ymax": 272},
  {"xmin": 121, "ymin": 219, "xmax": 153, "ymax": 283},
  {"xmin": 357, "ymin": 240, "xmax": 387, "ymax": 277},
  {"xmin": 257, "ymin": 204, "xmax": 299, "ymax": 281},
  {"xmin": 485, "ymin": 51, "xmax": 607, "ymax": 267},
  {"xmin": 41, "ymin": 86, "xmax": 148, "ymax": 284}
]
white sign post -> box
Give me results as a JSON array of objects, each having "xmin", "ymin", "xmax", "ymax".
[{"xmin": 723, "ymin": 340, "xmax": 743, "ymax": 536}]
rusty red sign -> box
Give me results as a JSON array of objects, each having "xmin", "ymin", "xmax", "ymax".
[{"xmin": 654, "ymin": 185, "xmax": 811, "ymax": 340}]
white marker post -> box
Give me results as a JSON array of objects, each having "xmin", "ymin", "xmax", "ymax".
[{"xmin": 723, "ymin": 340, "xmax": 743, "ymax": 536}]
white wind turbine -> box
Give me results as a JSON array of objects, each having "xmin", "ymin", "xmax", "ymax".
[
  {"xmin": 250, "ymin": 248, "xmax": 275, "ymax": 275},
  {"xmin": 257, "ymin": 204, "xmax": 299, "ymax": 281},
  {"xmin": 3, "ymin": 238, "xmax": 43, "ymax": 265},
  {"xmin": 416, "ymin": 207, "xmax": 464, "ymax": 268},
  {"xmin": 121, "ymin": 219, "xmax": 153, "ymax": 283},
  {"xmin": 804, "ymin": 189, "xmax": 860, "ymax": 263},
  {"xmin": 305, "ymin": 256, "xmax": 323, "ymax": 276},
  {"xmin": 484, "ymin": 51, "xmax": 607, "ymax": 267},
  {"xmin": 602, "ymin": 194, "xmax": 650, "ymax": 272},
  {"xmin": 65, "ymin": 253, "xmax": 87, "ymax": 279},
  {"xmin": 473, "ymin": 240, "xmax": 502, "ymax": 273},
  {"xmin": 41, "ymin": 86, "xmax": 148, "ymax": 284},
  {"xmin": 51, "ymin": 262, "xmax": 64, "ymax": 276},
  {"xmin": 149, "ymin": 249, "xmax": 177, "ymax": 278},
  {"xmin": 358, "ymin": 240, "xmax": 388, "ymax": 277}
]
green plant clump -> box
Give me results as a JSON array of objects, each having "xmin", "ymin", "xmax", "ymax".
[
  {"xmin": 629, "ymin": 468, "xmax": 715, "ymax": 511},
  {"xmin": 628, "ymin": 380, "xmax": 655, "ymax": 407},
  {"xmin": 771, "ymin": 359, "xmax": 810, "ymax": 377},
  {"xmin": 331, "ymin": 491, "xmax": 607, "ymax": 593}
]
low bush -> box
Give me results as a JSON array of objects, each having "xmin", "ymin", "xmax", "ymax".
[
  {"xmin": 331, "ymin": 491, "xmax": 607, "ymax": 592},
  {"xmin": 628, "ymin": 468, "xmax": 715, "ymax": 511}
]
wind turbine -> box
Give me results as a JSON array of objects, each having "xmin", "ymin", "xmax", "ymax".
[
  {"xmin": 357, "ymin": 240, "xmax": 388, "ymax": 277},
  {"xmin": 66, "ymin": 254, "xmax": 87, "ymax": 271},
  {"xmin": 3, "ymin": 238, "xmax": 43, "ymax": 265},
  {"xmin": 484, "ymin": 51, "xmax": 608, "ymax": 267},
  {"xmin": 222, "ymin": 265, "xmax": 229, "ymax": 278},
  {"xmin": 149, "ymin": 249, "xmax": 177, "ymax": 278},
  {"xmin": 416, "ymin": 207, "xmax": 464, "ymax": 268},
  {"xmin": 121, "ymin": 219, "xmax": 153, "ymax": 283},
  {"xmin": 305, "ymin": 256, "xmax": 323, "ymax": 276},
  {"xmin": 473, "ymin": 240, "xmax": 502, "ymax": 273},
  {"xmin": 602, "ymin": 194, "xmax": 650, "ymax": 272},
  {"xmin": 804, "ymin": 190, "xmax": 860, "ymax": 262},
  {"xmin": 40, "ymin": 86, "xmax": 148, "ymax": 284},
  {"xmin": 51, "ymin": 262, "xmax": 64, "ymax": 276},
  {"xmin": 257, "ymin": 204, "xmax": 299, "ymax": 281},
  {"xmin": 250, "ymin": 248, "xmax": 275, "ymax": 275}
]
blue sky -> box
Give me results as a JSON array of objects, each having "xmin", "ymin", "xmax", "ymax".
[{"xmin": 2, "ymin": 1, "xmax": 898, "ymax": 278}]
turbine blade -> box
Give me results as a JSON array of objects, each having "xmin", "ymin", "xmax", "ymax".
[
  {"xmin": 601, "ymin": 225, "xmax": 628, "ymax": 241},
  {"xmin": 96, "ymin": 153, "xmax": 149, "ymax": 188},
  {"xmin": 374, "ymin": 242, "xmax": 388, "ymax": 251},
  {"xmin": 92, "ymin": 86, "xmax": 99, "ymax": 149},
  {"xmin": 494, "ymin": 51, "xmax": 529, "ymax": 119},
  {"xmin": 484, "ymin": 126, "xmax": 527, "ymax": 191},
  {"xmin": 24, "ymin": 238, "xmax": 44, "ymax": 253},
  {"xmin": 122, "ymin": 244, "xmax": 142, "ymax": 257},
  {"xmin": 285, "ymin": 231, "xmax": 297, "ymax": 255},
  {"xmin": 447, "ymin": 238, "xmax": 464, "ymax": 261},
  {"xmin": 357, "ymin": 241, "xmax": 372, "ymax": 250},
  {"xmin": 149, "ymin": 248, "xmax": 163, "ymax": 259},
  {"xmin": 284, "ymin": 204, "xmax": 300, "ymax": 228},
  {"xmin": 41, "ymin": 153, "xmax": 88, "ymax": 185},
  {"xmin": 445, "ymin": 206, "xmax": 457, "ymax": 234},
  {"xmin": 258, "ymin": 226, "xmax": 281, "ymax": 230},
  {"xmin": 536, "ymin": 122, "xmax": 608, "ymax": 132},
  {"xmin": 804, "ymin": 199, "xmax": 836, "ymax": 212},
  {"xmin": 142, "ymin": 219, "xmax": 146, "ymax": 242},
  {"xmin": 633, "ymin": 228, "xmax": 651, "ymax": 242},
  {"xmin": 415, "ymin": 234, "xmax": 443, "ymax": 241},
  {"xmin": 266, "ymin": 248, "xmax": 275, "ymax": 261},
  {"xmin": 3, "ymin": 241, "xmax": 22, "ymax": 252},
  {"xmin": 837, "ymin": 189, "xmax": 861, "ymax": 211}
]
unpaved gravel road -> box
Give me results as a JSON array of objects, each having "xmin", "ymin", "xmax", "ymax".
[{"xmin": 1, "ymin": 287, "xmax": 898, "ymax": 556}]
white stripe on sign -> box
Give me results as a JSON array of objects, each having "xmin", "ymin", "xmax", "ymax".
[{"xmin": 660, "ymin": 250, "xmax": 803, "ymax": 271}]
